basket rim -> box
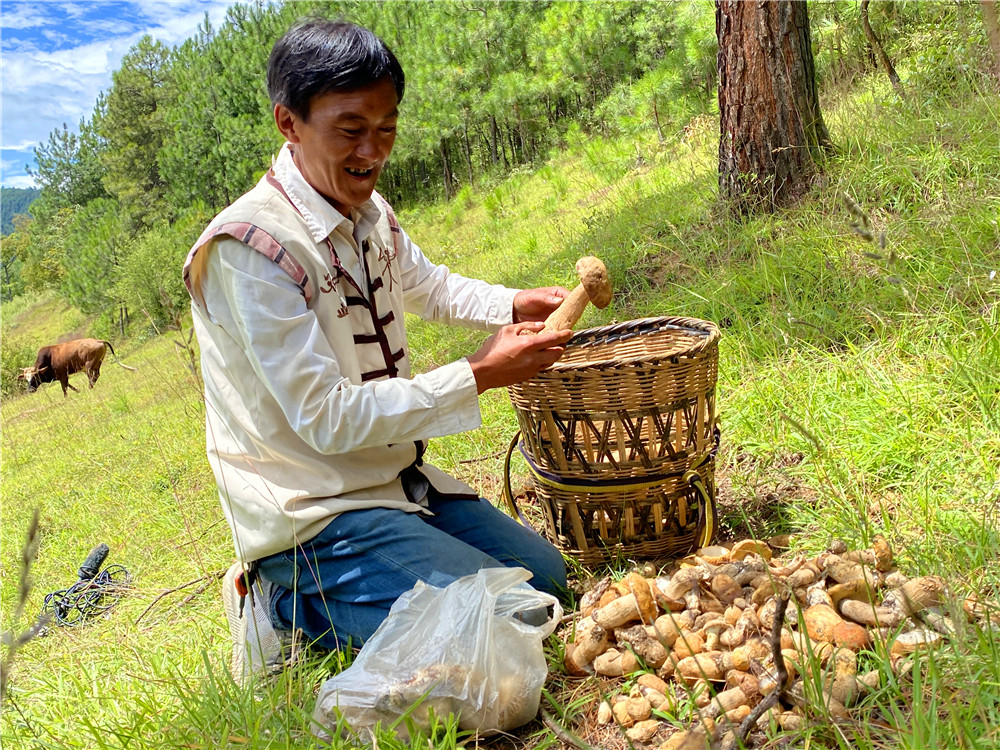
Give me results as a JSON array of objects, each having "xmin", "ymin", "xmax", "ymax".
[{"xmin": 544, "ymin": 315, "xmax": 721, "ymax": 372}]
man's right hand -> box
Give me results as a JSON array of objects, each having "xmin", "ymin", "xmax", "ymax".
[{"xmin": 467, "ymin": 322, "xmax": 572, "ymax": 394}]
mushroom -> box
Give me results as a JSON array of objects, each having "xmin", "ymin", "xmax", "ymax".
[
  {"xmin": 768, "ymin": 554, "xmax": 806, "ymax": 578},
  {"xmin": 624, "ymin": 571, "xmax": 659, "ymax": 625},
  {"xmin": 568, "ymin": 619, "xmax": 608, "ymax": 672},
  {"xmin": 615, "ymin": 623, "xmax": 668, "ymax": 667},
  {"xmin": 593, "ymin": 592, "xmax": 642, "ymax": 628},
  {"xmin": 676, "ymin": 651, "xmax": 735, "ymax": 683},
  {"xmin": 837, "ymin": 598, "xmax": 904, "ymax": 629},
  {"xmin": 768, "ymin": 534, "xmax": 793, "ymax": 550},
  {"xmin": 719, "ymin": 705, "xmax": 751, "ymax": 728},
  {"xmin": 872, "ymin": 534, "xmax": 893, "ymax": 572},
  {"xmin": 654, "ymin": 613, "xmax": 687, "ymax": 648},
  {"xmin": 612, "ymin": 699, "xmax": 635, "ymax": 727},
  {"xmin": 594, "ymin": 648, "xmax": 626, "ymax": 677},
  {"xmin": 701, "ymin": 618, "xmax": 729, "ymax": 652},
  {"xmin": 703, "ymin": 686, "xmax": 752, "ymax": 719},
  {"xmin": 657, "ymin": 567, "xmax": 708, "ymax": 612},
  {"xmin": 804, "ymin": 604, "xmax": 870, "ymax": 651},
  {"xmin": 711, "ymin": 574, "xmax": 742, "ymax": 605},
  {"xmin": 829, "ymin": 648, "xmax": 860, "ymax": 706},
  {"xmin": 890, "ymin": 627, "xmax": 942, "ymax": 655},
  {"xmin": 884, "ymin": 575, "xmax": 946, "ymax": 616},
  {"xmin": 805, "ymin": 581, "xmax": 835, "ymax": 608},
  {"xmin": 884, "ymin": 570, "xmax": 909, "ymax": 588},
  {"xmin": 625, "ymin": 688, "xmax": 653, "ymax": 721},
  {"xmin": 539, "ymin": 256, "xmax": 613, "ymax": 332},
  {"xmin": 827, "ymin": 578, "xmax": 876, "ymax": 606},
  {"xmin": 786, "ymin": 566, "xmax": 818, "ymax": 589},
  {"xmin": 626, "ymin": 719, "xmax": 660, "ymax": 742},
  {"xmin": 638, "ymin": 673, "xmax": 670, "ymax": 694},
  {"xmin": 639, "ymin": 686, "xmax": 671, "ymax": 711},
  {"xmin": 671, "ymin": 630, "xmax": 707, "ymax": 659},
  {"xmin": 579, "ymin": 578, "xmax": 612, "ymax": 617},
  {"xmin": 695, "ymin": 545, "xmax": 732, "ymax": 565},
  {"xmin": 730, "ymin": 539, "xmax": 773, "ymax": 562},
  {"xmin": 720, "ymin": 606, "xmax": 760, "ymax": 648}
]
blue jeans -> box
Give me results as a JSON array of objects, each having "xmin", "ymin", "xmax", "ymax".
[{"xmin": 256, "ymin": 494, "xmax": 568, "ymax": 650}]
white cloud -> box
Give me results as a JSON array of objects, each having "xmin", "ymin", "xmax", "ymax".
[
  {"xmin": 0, "ymin": 141, "xmax": 41, "ymax": 153},
  {"xmin": 0, "ymin": 4, "xmax": 50, "ymax": 30},
  {"xmin": 138, "ymin": 2, "xmax": 228, "ymax": 45},
  {"xmin": 0, "ymin": 1, "xmax": 242, "ymax": 187},
  {"xmin": 1, "ymin": 174, "xmax": 39, "ymax": 189}
]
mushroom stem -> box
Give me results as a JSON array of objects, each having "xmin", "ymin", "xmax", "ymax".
[
  {"xmin": 541, "ymin": 256, "xmax": 612, "ymax": 332},
  {"xmin": 542, "ymin": 283, "xmax": 592, "ymax": 332}
]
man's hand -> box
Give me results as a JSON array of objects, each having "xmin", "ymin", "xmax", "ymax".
[
  {"xmin": 512, "ymin": 287, "xmax": 570, "ymax": 324},
  {"xmin": 467, "ymin": 322, "xmax": 572, "ymax": 394}
]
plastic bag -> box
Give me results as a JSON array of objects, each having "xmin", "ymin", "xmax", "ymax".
[{"xmin": 311, "ymin": 567, "xmax": 561, "ymax": 738}]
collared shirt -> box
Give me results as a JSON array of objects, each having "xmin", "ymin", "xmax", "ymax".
[
  {"xmin": 189, "ymin": 143, "xmax": 520, "ymax": 559},
  {"xmin": 270, "ymin": 144, "xmax": 377, "ymax": 293}
]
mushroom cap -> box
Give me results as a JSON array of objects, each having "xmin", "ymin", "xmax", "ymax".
[
  {"xmin": 659, "ymin": 567, "xmax": 709, "ymax": 601},
  {"xmin": 890, "ymin": 627, "xmax": 942, "ymax": 655},
  {"xmin": 699, "ymin": 617, "xmax": 729, "ymax": 636},
  {"xmin": 574, "ymin": 256, "xmax": 612, "ymax": 309},
  {"xmin": 626, "ymin": 571, "xmax": 658, "ymax": 624}
]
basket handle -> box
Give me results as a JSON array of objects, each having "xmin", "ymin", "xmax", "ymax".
[
  {"xmin": 506, "ymin": 427, "xmax": 721, "ymax": 550},
  {"xmin": 683, "ymin": 427, "xmax": 721, "ymax": 550},
  {"xmin": 684, "ymin": 469, "xmax": 717, "ymax": 550},
  {"xmin": 502, "ymin": 430, "xmax": 534, "ymax": 527}
]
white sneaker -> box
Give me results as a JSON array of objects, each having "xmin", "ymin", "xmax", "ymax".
[{"xmin": 222, "ymin": 562, "xmax": 298, "ymax": 684}]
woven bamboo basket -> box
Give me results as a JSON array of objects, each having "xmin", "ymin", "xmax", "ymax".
[{"xmin": 504, "ymin": 316, "xmax": 721, "ymax": 568}]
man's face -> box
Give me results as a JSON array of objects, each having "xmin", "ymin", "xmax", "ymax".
[{"xmin": 275, "ymin": 77, "xmax": 399, "ymax": 216}]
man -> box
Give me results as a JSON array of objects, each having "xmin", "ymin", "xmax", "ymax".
[{"xmin": 183, "ymin": 18, "xmax": 573, "ymax": 682}]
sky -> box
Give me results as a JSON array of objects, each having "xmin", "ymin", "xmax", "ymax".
[{"xmin": 1, "ymin": 1, "xmax": 239, "ymax": 189}]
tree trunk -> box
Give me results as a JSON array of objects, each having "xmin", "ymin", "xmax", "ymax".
[
  {"xmin": 440, "ymin": 140, "xmax": 453, "ymax": 200},
  {"xmin": 860, "ymin": 0, "xmax": 906, "ymax": 98},
  {"xmin": 717, "ymin": 0, "xmax": 834, "ymax": 214},
  {"xmin": 462, "ymin": 120, "xmax": 474, "ymax": 185},
  {"xmin": 489, "ymin": 116, "xmax": 500, "ymax": 166},
  {"xmin": 982, "ymin": 0, "xmax": 1000, "ymax": 84},
  {"xmin": 651, "ymin": 87, "xmax": 665, "ymax": 143}
]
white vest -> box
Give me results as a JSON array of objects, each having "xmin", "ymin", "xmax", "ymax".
[{"xmin": 184, "ymin": 173, "xmax": 476, "ymax": 561}]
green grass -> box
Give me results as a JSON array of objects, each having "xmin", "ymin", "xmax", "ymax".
[{"xmin": 3, "ymin": 70, "xmax": 1000, "ymax": 749}]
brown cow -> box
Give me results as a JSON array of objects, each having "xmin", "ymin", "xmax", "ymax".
[{"xmin": 18, "ymin": 338, "xmax": 137, "ymax": 397}]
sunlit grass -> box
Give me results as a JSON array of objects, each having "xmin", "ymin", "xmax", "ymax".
[{"xmin": 3, "ymin": 72, "xmax": 1000, "ymax": 750}]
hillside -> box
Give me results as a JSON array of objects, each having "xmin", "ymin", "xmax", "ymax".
[
  {"xmin": 2, "ymin": 2, "xmax": 1000, "ymax": 749},
  {"xmin": 0, "ymin": 187, "xmax": 39, "ymax": 235},
  {"xmin": 2, "ymin": 71, "xmax": 999, "ymax": 748}
]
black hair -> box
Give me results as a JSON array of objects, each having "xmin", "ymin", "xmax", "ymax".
[{"xmin": 267, "ymin": 18, "xmax": 405, "ymax": 120}]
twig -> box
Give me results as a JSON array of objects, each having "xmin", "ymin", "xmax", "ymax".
[
  {"xmin": 179, "ymin": 576, "xmax": 221, "ymax": 607},
  {"xmin": 134, "ymin": 569, "xmax": 226, "ymax": 626},
  {"xmin": 1, "ymin": 509, "xmax": 48, "ymax": 708},
  {"xmin": 458, "ymin": 450, "xmax": 505, "ymax": 464},
  {"xmin": 175, "ymin": 518, "xmax": 226, "ymax": 548},
  {"xmin": 539, "ymin": 706, "xmax": 604, "ymax": 750},
  {"xmin": 734, "ymin": 589, "xmax": 790, "ymax": 745}
]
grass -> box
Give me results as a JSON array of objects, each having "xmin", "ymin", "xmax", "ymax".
[{"xmin": 2, "ymin": 68, "xmax": 1000, "ymax": 749}]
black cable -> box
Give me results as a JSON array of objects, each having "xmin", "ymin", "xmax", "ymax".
[{"xmin": 41, "ymin": 545, "xmax": 131, "ymax": 628}]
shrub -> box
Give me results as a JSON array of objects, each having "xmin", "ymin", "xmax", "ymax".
[{"xmin": 0, "ymin": 331, "xmax": 39, "ymax": 397}]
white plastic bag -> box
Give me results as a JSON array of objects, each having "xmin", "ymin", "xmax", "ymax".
[{"xmin": 311, "ymin": 567, "xmax": 561, "ymax": 738}]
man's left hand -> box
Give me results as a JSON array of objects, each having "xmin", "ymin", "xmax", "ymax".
[{"xmin": 512, "ymin": 287, "xmax": 570, "ymax": 323}]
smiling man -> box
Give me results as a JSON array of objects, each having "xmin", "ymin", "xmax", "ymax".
[{"xmin": 182, "ymin": 18, "xmax": 572, "ymax": 683}]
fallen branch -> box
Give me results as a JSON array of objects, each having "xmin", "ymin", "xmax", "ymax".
[
  {"xmin": 458, "ymin": 451, "xmax": 505, "ymax": 464},
  {"xmin": 733, "ymin": 588, "xmax": 790, "ymax": 745},
  {"xmin": 540, "ymin": 706, "xmax": 603, "ymax": 750},
  {"xmin": 134, "ymin": 569, "xmax": 226, "ymax": 626}
]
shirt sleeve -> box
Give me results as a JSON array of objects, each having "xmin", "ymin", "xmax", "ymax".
[
  {"xmin": 395, "ymin": 225, "xmax": 520, "ymax": 331},
  {"xmin": 200, "ymin": 237, "xmax": 482, "ymax": 455}
]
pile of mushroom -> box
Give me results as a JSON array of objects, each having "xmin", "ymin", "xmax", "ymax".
[{"xmin": 564, "ymin": 536, "xmax": 993, "ymax": 749}]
